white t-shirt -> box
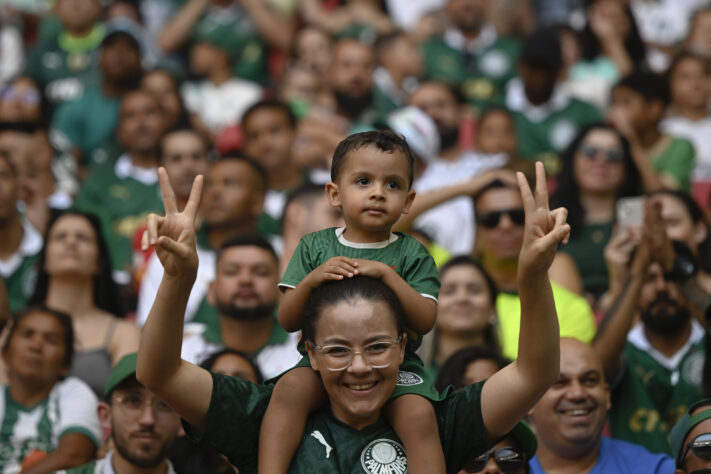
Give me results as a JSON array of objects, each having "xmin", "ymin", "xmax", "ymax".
[{"xmin": 181, "ymin": 79, "xmax": 263, "ymax": 133}]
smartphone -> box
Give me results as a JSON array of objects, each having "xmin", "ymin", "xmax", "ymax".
[{"xmin": 616, "ymin": 196, "xmax": 644, "ymax": 233}]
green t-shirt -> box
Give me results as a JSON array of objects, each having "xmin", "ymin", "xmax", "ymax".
[
  {"xmin": 279, "ymin": 227, "xmax": 441, "ymax": 352},
  {"xmin": 563, "ymin": 221, "xmax": 614, "ymax": 298},
  {"xmin": 651, "ymin": 137, "xmax": 695, "ymax": 192},
  {"xmin": 496, "ymin": 283, "xmax": 597, "ymax": 361},
  {"xmin": 609, "ymin": 324, "xmax": 705, "ymax": 455},
  {"xmin": 0, "ymin": 219, "xmax": 42, "ymax": 313},
  {"xmin": 25, "ymin": 24, "xmax": 105, "ymax": 106},
  {"xmin": 422, "ymin": 27, "xmax": 521, "ymax": 109},
  {"xmin": 184, "ymin": 372, "xmax": 493, "ymax": 473},
  {"xmin": 50, "ymin": 84, "xmax": 121, "ymax": 164},
  {"xmin": 75, "ymin": 156, "xmax": 164, "ymax": 270}
]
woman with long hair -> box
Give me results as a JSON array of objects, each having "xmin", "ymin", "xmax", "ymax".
[{"xmin": 29, "ymin": 211, "xmax": 140, "ymax": 396}]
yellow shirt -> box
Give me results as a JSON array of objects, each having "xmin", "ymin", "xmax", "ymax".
[{"xmin": 496, "ymin": 282, "xmax": 596, "ymax": 360}]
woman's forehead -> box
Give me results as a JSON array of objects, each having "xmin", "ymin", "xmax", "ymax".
[{"xmin": 315, "ymin": 299, "xmax": 399, "ymax": 342}]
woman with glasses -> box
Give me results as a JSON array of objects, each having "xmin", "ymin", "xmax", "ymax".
[
  {"xmin": 551, "ymin": 122, "xmax": 641, "ymax": 310},
  {"xmin": 0, "ymin": 306, "xmax": 101, "ymax": 473},
  {"xmin": 137, "ymin": 162, "xmax": 568, "ymax": 472},
  {"xmin": 0, "ymin": 76, "xmax": 45, "ymax": 124}
]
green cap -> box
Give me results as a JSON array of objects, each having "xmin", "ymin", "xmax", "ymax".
[
  {"xmin": 103, "ymin": 353, "xmax": 138, "ymax": 399},
  {"xmin": 670, "ymin": 399, "xmax": 711, "ymax": 466},
  {"xmin": 510, "ymin": 421, "xmax": 537, "ymax": 459}
]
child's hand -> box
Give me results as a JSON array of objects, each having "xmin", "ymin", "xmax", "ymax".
[
  {"xmin": 307, "ymin": 257, "xmax": 359, "ymax": 285},
  {"xmin": 517, "ymin": 162, "xmax": 571, "ymax": 276},
  {"xmin": 351, "ymin": 259, "xmax": 389, "ymax": 279}
]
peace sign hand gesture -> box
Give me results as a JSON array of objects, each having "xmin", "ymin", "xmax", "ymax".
[
  {"xmin": 141, "ymin": 168, "xmax": 203, "ymax": 279},
  {"xmin": 517, "ymin": 162, "xmax": 570, "ymax": 277}
]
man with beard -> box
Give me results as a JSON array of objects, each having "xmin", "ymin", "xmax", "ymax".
[
  {"xmin": 528, "ymin": 338, "xmax": 674, "ymax": 473},
  {"xmin": 327, "ymin": 39, "xmax": 377, "ymax": 129},
  {"xmin": 408, "ymin": 81, "xmax": 508, "ymax": 254},
  {"xmin": 180, "ymin": 234, "xmax": 300, "ymax": 379},
  {"xmin": 76, "ymin": 89, "xmax": 166, "ymax": 271},
  {"xmin": 66, "ymin": 353, "xmax": 181, "ymax": 474},
  {"xmin": 421, "ymin": 0, "xmax": 521, "ymax": 108},
  {"xmin": 594, "ymin": 203, "xmax": 705, "ymax": 455}
]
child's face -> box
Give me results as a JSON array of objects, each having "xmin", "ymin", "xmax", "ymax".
[
  {"xmin": 326, "ymin": 146, "xmax": 415, "ymax": 242},
  {"xmin": 608, "ymin": 86, "xmax": 654, "ymax": 133},
  {"xmin": 476, "ymin": 111, "xmax": 517, "ymax": 156}
]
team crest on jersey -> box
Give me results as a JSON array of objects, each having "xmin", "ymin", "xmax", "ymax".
[
  {"xmin": 682, "ymin": 351, "xmax": 704, "ymax": 387},
  {"xmin": 360, "ymin": 439, "xmax": 407, "ymax": 474},
  {"xmin": 397, "ymin": 371, "xmax": 423, "ymax": 386}
]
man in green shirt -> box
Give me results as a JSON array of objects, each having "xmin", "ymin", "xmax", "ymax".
[
  {"xmin": 75, "ymin": 89, "xmax": 166, "ymax": 271},
  {"xmin": 594, "ymin": 214, "xmax": 705, "ymax": 455}
]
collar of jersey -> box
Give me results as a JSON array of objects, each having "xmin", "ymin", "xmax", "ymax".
[
  {"xmin": 627, "ymin": 319, "xmax": 705, "ymax": 370},
  {"xmin": 335, "ymin": 227, "xmax": 398, "ymax": 249},
  {"xmin": 505, "ymin": 78, "xmax": 571, "ymax": 123},
  {"xmin": 58, "ymin": 23, "xmax": 106, "ymax": 53}
]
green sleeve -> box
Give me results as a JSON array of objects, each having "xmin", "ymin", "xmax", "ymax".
[
  {"xmin": 400, "ymin": 236, "xmax": 440, "ymax": 300},
  {"xmin": 653, "ymin": 138, "xmax": 695, "ymax": 192},
  {"xmin": 278, "ymin": 235, "xmax": 315, "ymax": 289},
  {"xmin": 436, "ymin": 382, "xmax": 493, "ymax": 473},
  {"xmin": 182, "ymin": 373, "xmax": 273, "ymax": 471}
]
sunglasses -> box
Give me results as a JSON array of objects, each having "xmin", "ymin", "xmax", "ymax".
[
  {"xmin": 578, "ymin": 143, "xmax": 624, "ymax": 163},
  {"xmin": 476, "ymin": 209, "xmax": 525, "ymax": 229},
  {"xmin": 681, "ymin": 433, "xmax": 711, "ymax": 469},
  {"xmin": 463, "ymin": 446, "xmax": 527, "ymax": 473}
]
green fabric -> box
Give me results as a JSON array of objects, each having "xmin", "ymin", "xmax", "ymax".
[
  {"xmin": 651, "ymin": 137, "xmax": 695, "ymax": 192},
  {"xmin": 51, "ymin": 85, "xmax": 121, "ymax": 163},
  {"xmin": 279, "ymin": 228, "xmax": 441, "ymax": 353},
  {"xmin": 2, "ymin": 253, "xmax": 39, "ymax": 314},
  {"xmin": 513, "ymin": 99, "xmax": 602, "ymax": 176},
  {"xmin": 563, "ymin": 221, "xmax": 614, "ymax": 297},
  {"xmin": 25, "ymin": 25, "xmax": 104, "ymax": 105},
  {"xmin": 496, "ymin": 283, "xmax": 596, "ymax": 361},
  {"xmin": 183, "ymin": 372, "xmax": 492, "ymax": 473},
  {"xmin": 0, "ymin": 388, "xmax": 52, "ymax": 471},
  {"xmin": 75, "ymin": 161, "xmax": 164, "ymax": 271},
  {"xmin": 422, "ymin": 35, "xmax": 521, "ymax": 109},
  {"xmin": 198, "ymin": 310, "xmax": 289, "ymax": 359},
  {"xmin": 66, "ymin": 460, "xmax": 96, "ymax": 474},
  {"xmin": 373, "ymin": 83, "xmax": 402, "ymax": 127},
  {"xmin": 609, "ymin": 338, "xmax": 705, "ymax": 455}
]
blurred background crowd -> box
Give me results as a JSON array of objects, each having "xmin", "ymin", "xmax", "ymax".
[{"xmin": 1, "ymin": 0, "xmax": 711, "ymax": 472}]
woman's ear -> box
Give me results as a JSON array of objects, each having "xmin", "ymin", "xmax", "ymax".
[
  {"xmin": 306, "ymin": 341, "xmax": 320, "ymax": 371},
  {"xmin": 694, "ymin": 221, "xmax": 708, "ymax": 246}
]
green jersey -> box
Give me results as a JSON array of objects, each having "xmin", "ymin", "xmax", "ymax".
[
  {"xmin": 562, "ymin": 221, "xmax": 614, "ymax": 297},
  {"xmin": 75, "ymin": 154, "xmax": 164, "ymax": 270},
  {"xmin": 184, "ymin": 372, "xmax": 494, "ymax": 474},
  {"xmin": 0, "ymin": 378, "xmax": 101, "ymax": 473},
  {"xmin": 609, "ymin": 322, "xmax": 705, "ymax": 455},
  {"xmin": 0, "ymin": 219, "xmax": 42, "ymax": 313},
  {"xmin": 24, "ymin": 24, "xmax": 105, "ymax": 106},
  {"xmin": 651, "ymin": 137, "xmax": 695, "ymax": 192},
  {"xmin": 422, "ymin": 25, "xmax": 521, "ymax": 109}
]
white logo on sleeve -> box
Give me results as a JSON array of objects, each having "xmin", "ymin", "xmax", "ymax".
[
  {"xmin": 360, "ymin": 439, "xmax": 407, "ymax": 474},
  {"xmin": 310, "ymin": 430, "xmax": 333, "ymax": 458},
  {"xmin": 396, "ymin": 371, "xmax": 423, "ymax": 386}
]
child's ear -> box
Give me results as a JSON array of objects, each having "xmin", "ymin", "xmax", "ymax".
[
  {"xmin": 401, "ymin": 190, "xmax": 416, "ymax": 215},
  {"xmin": 325, "ymin": 182, "xmax": 341, "ymax": 209}
]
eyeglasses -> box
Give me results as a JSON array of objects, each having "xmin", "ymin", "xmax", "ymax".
[
  {"xmin": 578, "ymin": 143, "xmax": 624, "ymax": 163},
  {"xmin": 310, "ymin": 337, "xmax": 403, "ymax": 371},
  {"xmin": 681, "ymin": 433, "xmax": 711, "ymax": 469},
  {"xmin": 476, "ymin": 209, "xmax": 525, "ymax": 229},
  {"xmin": 1, "ymin": 86, "xmax": 41, "ymax": 105},
  {"xmin": 114, "ymin": 392, "xmax": 174, "ymax": 417},
  {"xmin": 463, "ymin": 446, "xmax": 527, "ymax": 473}
]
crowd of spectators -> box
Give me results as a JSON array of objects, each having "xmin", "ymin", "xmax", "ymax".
[{"xmin": 1, "ymin": 0, "xmax": 711, "ymax": 472}]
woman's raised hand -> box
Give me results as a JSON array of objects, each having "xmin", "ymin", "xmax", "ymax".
[
  {"xmin": 141, "ymin": 168, "xmax": 203, "ymax": 278},
  {"xmin": 517, "ymin": 162, "xmax": 571, "ymax": 276}
]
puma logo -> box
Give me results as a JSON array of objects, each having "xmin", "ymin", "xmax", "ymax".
[{"xmin": 310, "ymin": 430, "xmax": 333, "ymax": 458}]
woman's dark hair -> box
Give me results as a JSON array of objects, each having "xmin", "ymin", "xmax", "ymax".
[
  {"xmin": 579, "ymin": 0, "xmax": 646, "ymax": 69},
  {"xmin": 3, "ymin": 305, "xmax": 75, "ymax": 370},
  {"xmin": 551, "ymin": 123, "xmax": 641, "ymax": 237},
  {"xmin": 435, "ymin": 345, "xmax": 509, "ymax": 392},
  {"xmin": 29, "ymin": 211, "xmax": 123, "ymax": 316},
  {"xmin": 649, "ymin": 189, "xmax": 711, "ymax": 274},
  {"xmin": 199, "ymin": 348, "xmax": 264, "ymax": 384},
  {"xmin": 302, "ymin": 276, "xmax": 406, "ymax": 344}
]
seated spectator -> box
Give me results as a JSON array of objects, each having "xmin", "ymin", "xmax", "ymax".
[
  {"xmin": 24, "ymin": 0, "xmax": 103, "ymax": 106},
  {"xmin": 427, "ymin": 256, "xmax": 502, "ymax": 374},
  {"xmin": 0, "ymin": 77, "xmax": 44, "ymax": 124},
  {"xmin": 435, "ymin": 345, "xmax": 510, "ymax": 392},
  {"xmin": 291, "ymin": 26, "xmax": 333, "ymax": 78},
  {"xmin": 670, "ymin": 399, "xmax": 711, "ymax": 472},
  {"xmin": 608, "ymin": 71, "xmax": 695, "ymax": 192},
  {"xmin": 421, "ymin": 0, "xmax": 522, "ymax": 109},
  {"xmin": 29, "ymin": 212, "xmax": 141, "ymax": 396},
  {"xmin": 181, "ymin": 36, "xmax": 262, "ymax": 143},
  {"xmin": 551, "ymin": 123, "xmax": 641, "ymax": 306},
  {"xmin": 67, "ymin": 353, "xmax": 182, "ymax": 474},
  {"xmin": 506, "ymin": 27, "xmax": 601, "ymax": 176},
  {"xmin": 594, "ymin": 201, "xmax": 705, "ymax": 454},
  {"xmin": 660, "ymin": 53, "xmax": 711, "ymax": 192},
  {"xmin": 0, "ymin": 307, "xmax": 101, "ymax": 472},
  {"xmin": 473, "ymin": 175, "xmax": 596, "ymax": 360},
  {"xmin": 75, "ymin": 89, "xmax": 165, "ymax": 271},
  {"xmin": 299, "ymin": 0, "xmax": 395, "ymax": 40},
  {"xmin": 528, "ymin": 338, "xmax": 674, "ymax": 473},
  {"xmin": 0, "ymin": 153, "xmax": 42, "ymax": 313},
  {"xmin": 50, "ymin": 22, "xmax": 144, "ymax": 169},
  {"xmin": 141, "ymin": 69, "xmax": 190, "ymax": 130}
]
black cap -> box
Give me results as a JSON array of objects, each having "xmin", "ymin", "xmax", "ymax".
[
  {"xmin": 101, "ymin": 18, "xmax": 143, "ymax": 54},
  {"xmin": 520, "ymin": 28, "xmax": 562, "ymax": 70}
]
